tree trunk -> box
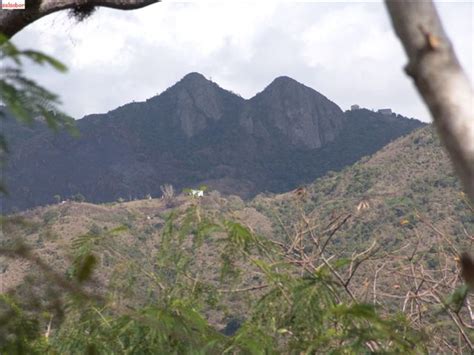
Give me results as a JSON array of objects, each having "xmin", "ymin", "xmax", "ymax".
[{"xmin": 385, "ymin": 0, "xmax": 474, "ymax": 202}]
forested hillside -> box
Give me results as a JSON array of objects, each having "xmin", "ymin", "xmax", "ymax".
[
  {"xmin": 1, "ymin": 125, "xmax": 472, "ymax": 352},
  {"xmin": 0, "ymin": 73, "xmax": 424, "ymax": 213}
]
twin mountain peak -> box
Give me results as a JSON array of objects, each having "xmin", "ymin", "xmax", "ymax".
[
  {"xmin": 1, "ymin": 72, "xmax": 425, "ymax": 212},
  {"xmin": 105, "ymin": 72, "xmax": 344, "ymax": 149}
]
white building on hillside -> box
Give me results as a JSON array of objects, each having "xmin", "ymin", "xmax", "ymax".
[{"xmin": 190, "ymin": 189, "xmax": 204, "ymax": 197}]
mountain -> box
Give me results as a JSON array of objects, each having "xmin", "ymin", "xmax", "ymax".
[
  {"xmin": 240, "ymin": 76, "xmax": 345, "ymax": 149},
  {"xmin": 1, "ymin": 125, "xmax": 472, "ymax": 352},
  {"xmin": 252, "ymin": 125, "xmax": 472, "ymax": 252},
  {"xmin": 0, "ymin": 73, "xmax": 424, "ymax": 213}
]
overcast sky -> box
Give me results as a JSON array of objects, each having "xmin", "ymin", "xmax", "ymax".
[{"xmin": 12, "ymin": 1, "xmax": 473, "ymax": 122}]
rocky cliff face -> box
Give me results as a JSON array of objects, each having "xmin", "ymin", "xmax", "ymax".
[
  {"xmin": 242, "ymin": 77, "xmax": 345, "ymax": 149},
  {"xmin": 162, "ymin": 73, "xmax": 229, "ymax": 137},
  {"xmin": 147, "ymin": 73, "xmax": 345, "ymax": 148},
  {"xmin": 0, "ymin": 73, "xmax": 424, "ymax": 213}
]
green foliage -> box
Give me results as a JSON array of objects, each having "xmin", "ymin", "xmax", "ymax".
[
  {"xmin": 0, "ymin": 295, "xmax": 44, "ymax": 354},
  {"xmin": 1, "ymin": 205, "xmax": 427, "ymax": 353},
  {"xmin": 71, "ymin": 193, "xmax": 86, "ymax": 202},
  {"xmin": 42, "ymin": 210, "xmax": 59, "ymax": 225},
  {"xmin": 345, "ymin": 166, "xmax": 380, "ymax": 195},
  {"xmin": 68, "ymin": 225, "xmax": 127, "ymax": 283},
  {"xmin": 223, "ymin": 261, "xmax": 424, "ymax": 354},
  {"xmin": 51, "ymin": 304, "xmax": 225, "ymax": 354},
  {"xmin": 0, "ymin": 34, "xmax": 77, "ymax": 195},
  {"xmin": 444, "ymin": 285, "xmax": 469, "ymax": 313},
  {"xmin": 0, "ymin": 34, "xmax": 74, "ymax": 131}
]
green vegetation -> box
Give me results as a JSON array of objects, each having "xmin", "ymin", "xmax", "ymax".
[
  {"xmin": 0, "ymin": 204, "xmax": 426, "ymax": 353},
  {"xmin": 0, "ymin": 34, "xmax": 76, "ymax": 139}
]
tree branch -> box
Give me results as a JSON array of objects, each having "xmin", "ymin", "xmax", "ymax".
[
  {"xmin": 385, "ymin": 0, "xmax": 474, "ymax": 202},
  {"xmin": 0, "ymin": 0, "xmax": 160, "ymax": 39}
]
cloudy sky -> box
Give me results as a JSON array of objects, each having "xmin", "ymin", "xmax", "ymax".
[{"xmin": 12, "ymin": 1, "xmax": 473, "ymax": 122}]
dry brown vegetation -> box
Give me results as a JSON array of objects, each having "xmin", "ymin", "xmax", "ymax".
[{"xmin": 1, "ymin": 126, "xmax": 473, "ymax": 352}]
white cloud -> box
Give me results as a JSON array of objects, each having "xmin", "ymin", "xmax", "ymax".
[{"xmin": 11, "ymin": 1, "xmax": 473, "ymax": 122}]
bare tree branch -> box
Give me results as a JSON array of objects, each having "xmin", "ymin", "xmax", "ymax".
[
  {"xmin": 385, "ymin": 0, "xmax": 474, "ymax": 202},
  {"xmin": 0, "ymin": 0, "xmax": 160, "ymax": 39}
]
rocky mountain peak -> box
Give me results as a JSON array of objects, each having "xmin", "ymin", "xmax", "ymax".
[
  {"xmin": 0, "ymin": 74, "xmax": 425, "ymax": 213},
  {"xmin": 161, "ymin": 73, "xmax": 241, "ymax": 137},
  {"xmin": 177, "ymin": 72, "xmax": 211, "ymax": 86},
  {"xmin": 243, "ymin": 76, "xmax": 346, "ymax": 149},
  {"xmin": 266, "ymin": 75, "xmax": 301, "ymax": 89},
  {"xmin": 261, "ymin": 76, "xmax": 332, "ymax": 103}
]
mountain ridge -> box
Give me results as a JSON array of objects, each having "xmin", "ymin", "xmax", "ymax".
[{"xmin": 0, "ymin": 73, "xmax": 425, "ymax": 213}]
